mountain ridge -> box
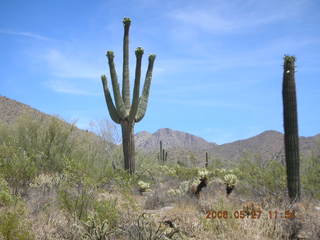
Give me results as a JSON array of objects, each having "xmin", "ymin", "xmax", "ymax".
[{"xmin": 1, "ymin": 95, "xmax": 319, "ymax": 165}]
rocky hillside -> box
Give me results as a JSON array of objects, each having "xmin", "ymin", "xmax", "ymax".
[
  {"xmin": 1, "ymin": 95, "xmax": 319, "ymax": 165},
  {"xmin": 135, "ymin": 128, "xmax": 320, "ymax": 164},
  {"xmin": 0, "ymin": 95, "xmax": 116, "ymax": 148},
  {"xmin": 135, "ymin": 128, "xmax": 216, "ymax": 152}
]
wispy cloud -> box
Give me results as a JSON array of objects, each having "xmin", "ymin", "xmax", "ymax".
[
  {"xmin": 42, "ymin": 49, "xmax": 103, "ymax": 79},
  {"xmin": 0, "ymin": 30, "xmax": 52, "ymax": 40},
  {"xmin": 168, "ymin": 0, "xmax": 308, "ymax": 34},
  {"xmin": 45, "ymin": 79, "xmax": 100, "ymax": 96},
  {"xmin": 154, "ymin": 98, "xmax": 253, "ymax": 110},
  {"xmin": 154, "ymin": 36, "xmax": 319, "ymax": 77}
]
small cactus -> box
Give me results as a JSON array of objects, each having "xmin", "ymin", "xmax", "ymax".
[
  {"xmin": 205, "ymin": 152, "xmax": 209, "ymax": 168},
  {"xmin": 198, "ymin": 169, "xmax": 209, "ymax": 179},
  {"xmin": 224, "ymin": 174, "xmax": 238, "ymax": 196},
  {"xmin": 138, "ymin": 180, "xmax": 150, "ymax": 194},
  {"xmin": 159, "ymin": 141, "xmax": 168, "ymax": 163}
]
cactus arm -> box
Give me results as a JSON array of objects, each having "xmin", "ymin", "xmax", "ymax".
[
  {"xmin": 129, "ymin": 47, "xmax": 143, "ymax": 121},
  {"xmin": 101, "ymin": 75, "xmax": 121, "ymax": 124},
  {"xmin": 122, "ymin": 18, "xmax": 131, "ymax": 109},
  {"xmin": 106, "ymin": 51, "xmax": 128, "ymax": 119},
  {"xmin": 135, "ymin": 54, "xmax": 156, "ymax": 122}
]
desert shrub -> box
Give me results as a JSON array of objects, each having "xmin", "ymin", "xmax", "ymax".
[
  {"xmin": 201, "ymin": 197, "xmax": 238, "ymax": 235},
  {"xmin": 301, "ymin": 154, "xmax": 320, "ymax": 199},
  {"xmin": 118, "ymin": 213, "xmax": 182, "ymax": 240},
  {"xmin": 0, "ymin": 177, "xmax": 13, "ymax": 207},
  {"xmin": 58, "ymin": 181, "xmax": 96, "ymax": 222},
  {"xmin": 58, "ymin": 158, "xmax": 98, "ymax": 221},
  {"xmin": 0, "ymin": 182, "xmax": 35, "ymax": 240},
  {"xmin": 0, "ymin": 208, "xmax": 35, "ymax": 240},
  {"xmin": 0, "ymin": 114, "xmax": 76, "ymax": 194},
  {"xmin": 82, "ymin": 216, "xmax": 115, "ymax": 240},
  {"xmin": 236, "ymin": 158, "xmax": 286, "ymax": 198},
  {"xmin": 0, "ymin": 143, "xmax": 38, "ymax": 195},
  {"xmin": 92, "ymin": 198, "xmax": 120, "ymax": 229}
]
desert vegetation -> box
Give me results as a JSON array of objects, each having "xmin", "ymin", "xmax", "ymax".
[{"xmin": 0, "ymin": 111, "xmax": 319, "ymax": 239}]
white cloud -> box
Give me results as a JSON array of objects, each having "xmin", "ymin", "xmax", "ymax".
[
  {"xmin": 168, "ymin": 0, "xmax": 308, "ymax": 34},
  {"xmin": 42, "ymin": 49, "xmax": 103, "ymax": 79},
  {"xmin": 0, "ymin": 30, "xmax": 52, "ymax": 41},
  {"xmin": 45, "ymin": 79, "xmax": 100, "ymax": 96}
]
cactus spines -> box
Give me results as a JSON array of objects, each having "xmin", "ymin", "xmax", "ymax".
[
  {"xmin": 282, "ymin": 55, "xmax": 301, "ymax": 202},
  {"xmin": 101, "ymin": 18, "xmax": 156, "ymax": 174}
]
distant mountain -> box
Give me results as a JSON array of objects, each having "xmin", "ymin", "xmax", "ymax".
[
  {"xmin": 135, "ymin": 128, "xmax": 320, "ymax": 164},
  {"xmin": 135, "ymin": 128, "xmax": 216, "ymax": 152},
  {"xmin": 1, "ymin": 95, "xmax": 319, "ymax": 166}
]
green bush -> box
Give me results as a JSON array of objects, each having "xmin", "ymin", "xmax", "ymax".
[
  {"xmin": 236, "ymin": 158, "xmax": 286, "ymax": 197},
  {"xmin": 0, "ymin": 177, "xmax": 13, "ymax": 207},
  {"xmin": 301, "ymin": 154, "xmax": 320, "ymax": 199},
  {"xmin": 0, "ymin": 182, "xmax": 34, "ymax": 240},
  {"xmin": 92, "ymin": 198, "xmax": 120, "ymax": 228}
]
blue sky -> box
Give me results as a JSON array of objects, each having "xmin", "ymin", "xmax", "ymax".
[{"xmin": 1, "ymin": 0, "xmax": 319, "ymax": 144}]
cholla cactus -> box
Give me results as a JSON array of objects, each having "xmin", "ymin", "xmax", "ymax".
[
  {"xmin": 224, "ymin": 174, "xmax": 238, "ymax": 187},
  {"xmin": 198, "ymin": 169, "xmax": 209, "ymax": 178},
  {"xmin": 191, "ymin": 178, "xmax": 201, "ymax": 186},
  {"xmin": 138, "ymin": 180, "xmax": 150, "ymax": 193},
  {"xmin": 159, "ymin": 165, "xmax": 176, "ymax": 176},
  {"xmin": 167, "ymin": 188, "xmax": 181, "ymax": 197},
  {"xmin": 167, "ymin": 181, "xmax": 189, "ymax": 199},
  {"xmin": 224, "ymin": 174, "xmax": 237, "ymax": 197}
]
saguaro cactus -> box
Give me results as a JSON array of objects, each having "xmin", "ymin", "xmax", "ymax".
[
  {"xmin": 205, "ymin": 152, "xmax": 209, "ymax": 168},
  {"xmin": 159, "ymin": 140, "xmax": 168, "ymax": 163},
  {"xmin": 101, "ymin": 18, "xmax": 156, "ymax": 174},
  {"xmin": 282, "ymin": 55, "xmax": 301, "ymax": 202}
]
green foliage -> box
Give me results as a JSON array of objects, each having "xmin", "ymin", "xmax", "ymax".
[
  {"xmin": 118, "ymin": 213, "xmax": 181, "ymax": 240},
  {"xmin": 0, "ymin": 114, "xmax": 76, "ymax": 194},
  {"xmin": 0, "ymin": 177, "xmax": 13, "ymax": 207},
  {"xmin": 92, "ymin": 198, "xmax": 120, "ymax": 228},
  {"xmin": 301, "ymin": 154, "xmax": 320, "ymax": 199},
  {"xmin": 0, "ymin": 209, "xmax": 35, "ymax": 240},
  {"xmin": 236, "ymin": 158, "xmax": 286, "ymax": 197},
  {"xmin": 0, "ymin": 185, "xmax": 34, "ymax": 240},
  {"xmin": 0, "ymin": 143, "xmax": 38, "ymax": 194},
  {"xmin": 58, "ymin": 160, "xmax": 98, "ymax": 221},
  {"xmin": 82, "ymin": 216, "xmax": 114, "ymax": 240}
]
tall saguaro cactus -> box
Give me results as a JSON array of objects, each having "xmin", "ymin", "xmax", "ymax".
[
  {"xmin": 101, "ymin": 18, "xmax": 156, "ymax": 174},
  {"xmin": 205, "ymin": 152, "xmax": 209, "ymax": 168},
  {"xmin": 159, "ymin": 140, "xmax": 168, "ymax": 164},
  {"xmin": 282, "ymin": 55, "xmax": 301, "ymax": 202}
]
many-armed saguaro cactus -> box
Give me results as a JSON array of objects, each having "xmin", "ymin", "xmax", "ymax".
[
  {"xmin": 282, "ymin": 55, "xmax": 301, "ymax": 202},
  {"xmin": 101, "ymin": 18, "xmax": 156, "ymax": 174}
]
